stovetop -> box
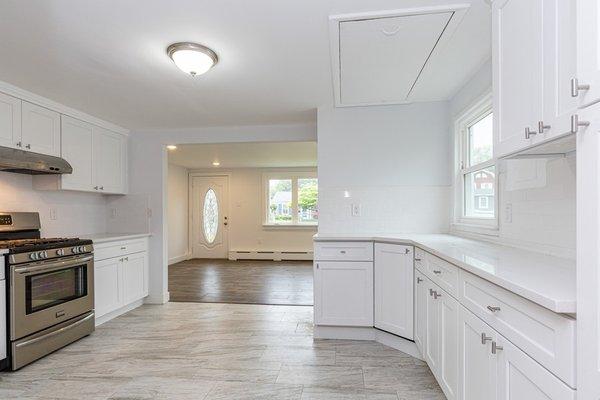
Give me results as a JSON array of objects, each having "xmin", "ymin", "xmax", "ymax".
[{"xmin": 0, "ymin": 237, "xmax": 93, "ymax": 253}]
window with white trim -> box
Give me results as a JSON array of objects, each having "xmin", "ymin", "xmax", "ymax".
[
  {"xmin": 455, "ymin": 96, "xmax": 496, "ymax": 226},
  {"xmin": 263, "ymin": 172, "xmax": 318, "ymax": 226}
]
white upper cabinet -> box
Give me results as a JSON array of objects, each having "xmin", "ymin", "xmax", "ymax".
[
  {"xmin": 576, "ymin": 0, "xmax": 600, "ymax": 107},
  {"xmin": 0, "ymin": 92, "xmax": 21, "ymax": 149},
  {"xmin": 493, "ymin": 0, "xmax": 577, "ymax": 157},
  {"xmin": 493, "ymin": 0, "xmax": 544, "ymax": 157},
  {"xmin": 21, "ymin": 101, "xmax": 60, "ymax": 157},
  {"xmin": 61, "ymin": 116, "xmax": 94, "ymax": 191},
  {"xmin": 374, "ymin": 243, "xmax": 414, "ymax": 340},
  {"xmin": 92, "ymin": 126, "xmax": 126, "ymax": 194}
]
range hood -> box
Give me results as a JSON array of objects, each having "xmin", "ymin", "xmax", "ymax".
[{"xmin": 0, "ymin": 146, "xmax": 72, "ymax": 175}]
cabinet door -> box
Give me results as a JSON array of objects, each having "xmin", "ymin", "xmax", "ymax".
[
  {"xmin": 0, "ymin": 92, "xmax": 21, "ymax": 149},
  {"xmin": 540, "ymin": 0, "xmax": 578, "ymax": 140},
  {"xmin": 495, "ymin": 335, "xmax": 575, "ymax": 400},
  {"xmin": 314, "ymin": 261, "xmax": 373, "ymax": 326},
  {"xmin": 438, "ymin": 289, "xmax": 459, "ymax": 400},
  {"xmin": 94, "ymin": 257, "xmax": 122, "ymax": 318},
  {"xmin": 424, "ymin": 282, "xmax": 440, "ymax": 371},
  {"xmin": 93, "ymin": 127, "xmax": 125, "ymax": 194},
  {"xmin": 493, "ymin": 0, "xmax": 544, "ymax": 157},
  {"xmin": 21, "ymin": 101, "xmax": 60, "ymax": 156},
  {"xmin": 374, "ymin": 243, "xmax": 413, "ymax": 339},
  {"xmin": 414, "ymin": 269, "xmax": 428, "ymax": 355},
  {"xmin": 458, "ymin": 307, "xmax": 496, "ymax": 400},
  {"xmin": 577, "ymin": 0, "xmax": 600, "ymax": 107},
  {"xmin": 122, "ymin": 252, "xmax": 147, "ymax": 304},
  {"xmin": 61, "ymin": 116, "xmax": 94, "ymax": 191}
]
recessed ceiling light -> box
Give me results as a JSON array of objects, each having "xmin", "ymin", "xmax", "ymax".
[
  {"xmin": 166, "ymin": 145, "xmax": 177, "ymax": 150},
  {"xmin": 167, "ymin": 42, "xmax": 218, "ymax": 76},
  {"xmin": 212, "ymin": 161, "xmax": 220, "ymax": 166}
]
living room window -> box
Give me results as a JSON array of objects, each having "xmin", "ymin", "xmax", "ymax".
[{"xmin": 263, "ymin": 172, "xmax": 318, "ymax": 226}]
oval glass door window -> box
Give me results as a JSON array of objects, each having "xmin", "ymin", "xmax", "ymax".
[{"xmin": 203, "ymin": 188, "xmax": 219, "ymax": 244}]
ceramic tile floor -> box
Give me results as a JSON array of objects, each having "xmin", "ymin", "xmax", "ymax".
[{"xmin": 0, "ymin": 302, "xmax": 445, "ymax": 400}]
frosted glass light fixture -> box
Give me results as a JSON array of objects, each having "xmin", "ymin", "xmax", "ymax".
[{"xmin": 167, "ymin": 42, "xmax": 218, "ymax": 76}]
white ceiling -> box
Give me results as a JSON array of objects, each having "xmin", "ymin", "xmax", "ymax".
[
  {"xmin": 0, "ymin": 0, "xmax": 491, "ymax": 130},
  {"xmin": 168, "ymin": 141, "xmax": 317, "ymax": 169}
]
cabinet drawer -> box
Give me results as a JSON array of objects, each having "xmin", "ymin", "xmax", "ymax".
[
  {"xmin": 314, "ymin": 241, "xmax": 373, "ymax": 261},
  {"xmin": 94, "ymin": 239, "xmax": 148, "ymax": 261},
  {"xmin": 459, "ymin": 270, "xmax": 576, "ymax": 387},
  {"xmin": 425, "ymin": 253, "xmax": 459, "ymax": 298},
  {"xmin": 414, "ymin": 247, "xmax": 427, "ymax": 272}
]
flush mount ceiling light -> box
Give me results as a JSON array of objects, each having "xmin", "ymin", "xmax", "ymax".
[
  {"xmin": 212, "ymin": 161, "xmax": 220, "ymax": 166},
  {"xmin": 167, "ymin": 42, "xmax": 218, "ymax": 76},
  {"xmin": 166, "ymin": 145, "xmax": 177, "ymax": 150}
]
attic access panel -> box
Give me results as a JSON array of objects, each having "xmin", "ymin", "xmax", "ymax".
[{"xmin": 329, "ymin": 5, "xmax": 470, "ymax": 107}]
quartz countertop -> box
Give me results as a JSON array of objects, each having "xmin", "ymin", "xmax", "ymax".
[
  {"xmin": 81, "ymin": 232, "xmax": 151, "ymax": 244},
  {"xmin": 314, "ymin": 233, "xmax": 576, "ymax": 314}
]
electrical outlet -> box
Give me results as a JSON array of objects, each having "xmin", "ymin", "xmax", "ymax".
[
  {"xmin": 351, "ymin": 204, "xmax": 361, "ymax": 217},
  {"xmin": 49, "ymin": 208, "xmax": 57, "ymax": 221},
  {"xmin": 504, "ymin": 203, "xmax": 512, "ymax": 223}
]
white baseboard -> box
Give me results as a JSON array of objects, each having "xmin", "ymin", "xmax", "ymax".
[
  {"xmin": 169, "ymin": 252, "xmax": 191, "ymax": 265},
  {"xmin": 95, "ymin": 299, "xmax": 144, "ymax": 326},
  {"xmin": 314, "ymin": 325, "xmax": 422, "ymax": 360},
  {"xmin": 145, "ymin": 291, "xmax": 169, "ymax": 305},
  {"xmin": 229, "ymin": 250, "xmax": 313, "ymax": 261}
]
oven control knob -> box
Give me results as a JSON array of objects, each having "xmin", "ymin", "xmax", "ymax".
[
  {"xmin": 56, "ymin": 249, "xmax": 64, "ymax": 256},
  {"xmin": 37, "ymin": 251, "xmax": 47, "ymax": 259},
  {"xmin": 29, "ymin": 253, "xmax": 38, "ymax": 260},
  {"xmin": 71, "ymin": 247, "xmax": 79, "ymax": 254},
  {"xmin": 78, "ymin": 246, "xmax": 85, "ymax": 253}
]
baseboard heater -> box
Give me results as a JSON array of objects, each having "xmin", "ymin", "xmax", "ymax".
[{"xmin": 229, "ymin": 250, "xmax": 313, "ymax": 261}]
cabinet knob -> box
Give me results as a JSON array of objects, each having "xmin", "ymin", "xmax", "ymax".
[
  {"xmin": 487, "ymin": 305, "xmax": 501, "ymax": 313},
  {"xmin": 99, "ymin": 186, "xmax": 104, "ymax": 190},
  {"xmin": 340, "ymin": 250, "xmax": 346, "ymax": 254},
  {"xmin": 94, "ymin": 186, "xmax": 99, "ymax": 190},
  {"xmin": 491, "ymin": 341, "xmax": 503, "ymax": 354},
  {"xmin": 571, "ymin": 114, "xmax": 590, "ymax": 133},
  {"xmin": 571, "ymin": 77, "xmax": 590, "ymax": 97},
  {"xmin": 16, "ymin": 141, "xmax": 22, "ymax": 147},
  {"xmin": 525, "ymin": 127, "xmax": 537, "ymax": 139},
  {"xmin": 537, "ymin": 121, "xmax": 551, "ymax": 134},
  {"xmin": 481, "ymin": 333, "xmax": 492, "ymax": 345},
  {"xmin": 25, "ymin": 144, "xmax": 31, "ymax": 149}
]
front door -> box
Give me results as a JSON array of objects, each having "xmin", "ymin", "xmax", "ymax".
[{"xmin": 191, "ymin": 176, "xmax": 229, "ymax": 259}]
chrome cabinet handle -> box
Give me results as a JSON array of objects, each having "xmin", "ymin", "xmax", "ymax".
[
  {"xmin": 16, "ymin": 141, "xmax": 22, "ymax": 147},
  {"xmin": 119, "ymin": 258, "xmax": 123, "ymax": 262},
  {"xmin": 404, "ymin": 248, "xmax": 410, "ymax": 254},
  {"xmin": 487, "ymin": 305, "xmax": 501, "ymax": 313},
  {"xmin": 525, "ymin": 127, "xmax": 537, "ymax": 139},
  {"xmin": 538, "ymin": 121, "xmax": 551, "ymax": 134},
  {"xmin": 491, "ymin": 341, "xmax": 503, "ymax": 354},
  {"xmin": 571, "ymin": 78, "xmax": 590, "ymax": 97},
  {"xmin": 99, "ymin": 186, "xmax": 104, "ymax": 190},
  {"xmin": 416, "ymin": 277, "xmax": 423, "ymax": 284},
  {"xmin": 340, "ymin": 250, "xmax": 346, "ymax": 254},
  {"xmin": 433, "ymin": 270, "xmax": 442, "ymax": 275},
  {"xmin": 414, "ymin": 258, "xmax": 422, "ymax": 262},
  {"xmin": 316, "ymin": 263, "xmax": 319, "ymax": 269},
  {"xmin": 94, "ymin": 186, "xmax": 99, "ymax": 190},
  {"xmin": 124, "ymin": 257, "xmax": 129, "ymax": 261},
  {"xmin": 429, "ymin": 289, "xmax": 434, "ymax": 296},
  {"xmin": 433, "ymin": 291, "xmax": 442, "ymax": 299},
  {"xmin": 481, "ymin": 333, "xmax": 492, "ymax": 345},
  {"xmin": 571, "ymin": 114, "xmax": 590, "ymax": 133},
  {"xmin": 25, "ymin": 144, "xmax": 31, "ymax": 149}
]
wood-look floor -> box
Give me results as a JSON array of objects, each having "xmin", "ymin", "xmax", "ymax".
[
  {"xmin": 169, "ymin": 259, "xmax": 313, "ymax": 306},
  {"xmin": 0, "ymin": 303, "xmax": 445, "ymax": 400}
]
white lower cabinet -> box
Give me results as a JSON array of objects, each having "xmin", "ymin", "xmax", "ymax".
[
  {"xmin": 374, "ymin": 243, "xmax": 413, "ymax": 339},
  {"xmin": 314, "ymin": 260, "xmax": 373, "ymax": 326},
  {"xmin": 414, "ymin": 269, "xmax": 428, "ymax": 354},
  {"xmin": 93, "ymin": 238, "xmax": 149, "ymax": 323}
]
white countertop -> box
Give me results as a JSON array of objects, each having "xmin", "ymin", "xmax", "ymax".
[
  {"xmin": 314, "ymin": 233, "xmax": 576, "ymax": 314},
  {"xmin": 81, "ymin": 232, "xmax": 151, "ymax": 244}
]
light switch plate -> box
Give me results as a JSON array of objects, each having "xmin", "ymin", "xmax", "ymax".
[
  {"xmin": 351, "ymin": 204, "xmax": 361, "ymax": 217},
  {"xmin": 504, "ymin": 203, "xmax": 512, "ymax": 223}
]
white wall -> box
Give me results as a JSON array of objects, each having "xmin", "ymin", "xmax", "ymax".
[
  {"xmin": 128, "ymin": 123, "xmax": 316, "ymax": 303},
  {"xmin": 0, "ymin": 171, "xmax": 108, "ymax": 237},
  {"xmin": 449, "ymin": 60, "xmax": 576, "ymax": 258},
  {"xmin": 168, "ymin": 164, "xmax": 189, "ymax": 264},
  {"xmin": 189, "ymin": 168, "xmax": 316, "ymax": 254},
  {"xmin": 317, "ymin": 102, "xmax": 452, "ymax": 234}
]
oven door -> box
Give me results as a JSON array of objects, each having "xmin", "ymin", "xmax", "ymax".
[{"xmin": 10, "ymin": 254, "xmax": 94, "ymax": 340}]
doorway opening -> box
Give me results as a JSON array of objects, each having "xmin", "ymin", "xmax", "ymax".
[{"xmin": 166, "ymin": 141, "xmax": 317, "ymax": 306}]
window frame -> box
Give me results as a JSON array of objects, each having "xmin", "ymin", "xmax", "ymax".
[
  {"xmin": 453, "ymin": 92, "xmax": 498, "ymax": 233},
  {"xmin": 262, "ymin": 171, "xmax": 318, "ymax": 228}
]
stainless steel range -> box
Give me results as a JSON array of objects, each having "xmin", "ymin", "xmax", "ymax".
[{"xmin": 0, "ymin": 212, "xmax": 94, "ymax": 370}]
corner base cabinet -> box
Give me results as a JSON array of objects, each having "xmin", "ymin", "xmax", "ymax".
[{"xmin": 93, "ymin": 236, "xmax": 149, "ymax": 324}]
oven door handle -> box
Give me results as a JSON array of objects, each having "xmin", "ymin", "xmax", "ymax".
[
  {"xmin": 14, "ymin": 312, "xmax": 95, "ymax": 349},
  {"xmin": 13, "ymin": 255, "xmax": 93, "ymax": 274}
]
